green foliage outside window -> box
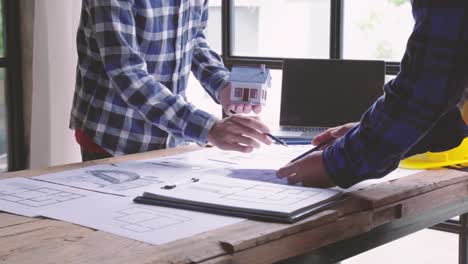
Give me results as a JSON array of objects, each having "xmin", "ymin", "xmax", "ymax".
[{"xmin": 388, "ymin": 0, "xmax": 409, "ymax": 7}]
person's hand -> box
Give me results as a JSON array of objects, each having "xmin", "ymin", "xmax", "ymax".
[
  {"xmin": 208, "ymin": 115, "xmax": 272, "ymax": 153},
  {"xmin": 312, "ymin": 122, "xmax": 358, "ymax": 149},
  {"xmin": 276, "ymin": 151, "xmax": 335, "ymax": 188},
  {"xmin": 219, "ymin": 83, "xmax": 262, "ymax": 115}
]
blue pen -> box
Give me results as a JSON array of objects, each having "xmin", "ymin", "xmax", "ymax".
[{"xmin": 229, "ymin": 110, "xmax": 288, "ymax": 147}]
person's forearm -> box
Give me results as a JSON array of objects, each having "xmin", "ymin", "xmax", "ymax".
[{"xmin": 324, "ymin": 5, "xmax": 468, "ymax": 188}]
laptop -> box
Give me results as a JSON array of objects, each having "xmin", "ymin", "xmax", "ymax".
[{"xmin": 274, "ymin": 58, "xmax": 385, "ymax": 140}]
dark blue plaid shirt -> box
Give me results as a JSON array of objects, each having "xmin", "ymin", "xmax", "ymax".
[
  {"xmin": 71, "ymin": 0, "xmax": 229, "ymax": 156},
  {"xmin": 324, "ymin": 1, "xmax": 468, "ymax": 188}
]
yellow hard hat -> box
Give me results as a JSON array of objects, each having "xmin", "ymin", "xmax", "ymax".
[{"xmin": 400, "ymin": 137, "xmax": 468, "ymax": 169}]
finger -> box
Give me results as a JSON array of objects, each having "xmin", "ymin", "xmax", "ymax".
[
  {"xmin": 277, "ymin": 163, "xmax": 299, "ymax": 178},
  {"xmin": 252, "ymin": 105, "xmax": 262, "ymax": 114},
  {"xmin": 223, "ymin": 120, "xmax": 270, "ymax": 145},
  {"xmin": 312, "ymin": 133, "xmax": 334, "ymax": 145},
  {"xmin": 330, "ymin": 126, "xmax": 348, "ymax": 137},
  {"xmin": 243, "ymin": 104, "xmax": 252, "ymax": 114},
  {"xmin": 318, "ymin": 141, "xmax": 334, "ymax": 151},
  {"xmin": 234, "ymin": 104, "xmax": 244, "ymax": 114},
  {"xmin": 228, "ymin": 134, "xmax": 261, "ymax": 149},
  {"xmin": 230, "ymin": 115, "xmax": 270, "ymax": 134},
  {"xmin": 224, "ymin": 143, "xmax": 254, "ymax": 153}
]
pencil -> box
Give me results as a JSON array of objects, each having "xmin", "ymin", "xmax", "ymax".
[
  {"xmin": 265, "ymin": 133, "xmax": 288, "ymax": 147},
  {"xmin": 289, "ymin": 138, "xmax": 336, "ymax": 163}
]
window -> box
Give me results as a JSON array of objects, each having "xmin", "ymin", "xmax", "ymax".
[
  {"xmin": 233, "ymin": 0, "xmax": 330, "ymax": 58},
  {"xmin": 234, "ymin": 87, "xmax": 242, "ymax": 97},
  {"xmin": 0, "ymin": 0, "xmax": 26, "ymax": 171},
  {"xmin": 343, "ymin": 0, "xmax": 413, "ymax": 61},
  {"xmin": 250, "ymin": 88, "xmax": 258, "ymax": 99},
  {"xmin": 204, "ymin": 0, "xmax": 222, "ymax": 54},
  {"xmin": 0, "ymin": 1, "xmax": 6, "ymax": 171}
]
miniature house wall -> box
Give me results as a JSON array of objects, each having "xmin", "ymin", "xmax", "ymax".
[{"xmin": 228, "ymin": 66, "xmax": 271, "ymax": 106}]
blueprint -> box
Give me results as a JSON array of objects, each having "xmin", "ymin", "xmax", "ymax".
[
  {"xmin": 39, "ymin": 195, "xmax": 243, "ymax": 245},
  {"xmin": 32, "ymin": 163, "xmax": 189, "ymax": 197},
  {"xmin": 0, "ymin": 178, "xmax": 96, "ymax": 217}
]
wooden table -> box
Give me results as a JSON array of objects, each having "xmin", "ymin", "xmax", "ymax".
[{"xmin": 1, "ymin": 146, "xmax": 468, "ymax": 264}]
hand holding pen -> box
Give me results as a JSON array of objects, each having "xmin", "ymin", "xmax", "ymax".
[
  {"xmin": 229, "ymin": 110, "xmax": 288, "ymax": 147},
  {"xmin": 207, "ymin": 112, "xmax": 273, "ymax": 153},
  {"xmin": 276, "ymin": 122, "xmax": 358, "ymax": 188},
  {"xmin": 289, "ymin": 122, "xmax": 357, "ymax": 163}
]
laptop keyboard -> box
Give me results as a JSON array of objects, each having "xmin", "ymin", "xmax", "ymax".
[{"xmin": 283, "ymin": 127, "xmax": 327, "ymax": 133}]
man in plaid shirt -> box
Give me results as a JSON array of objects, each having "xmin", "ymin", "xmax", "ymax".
[
  {"xmin": 278, "ymin": 1, "xmax": 468, "ymax": 188},
  {"xmin": 71, "ymin": 0, "xmax": 271, "ymax": 161}
]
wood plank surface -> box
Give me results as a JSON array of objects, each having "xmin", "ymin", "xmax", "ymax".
[
  {"xmin": 229, "ymin": 212, "xmax": 373, "ymax": 264},
  {"xmin": 349, "ymin": 169, "xmax": 468, "ymax": 208},
  {"xmin": 219, "ymin": 210, "xmax": 339, "ymax": 253},
  {"xmin": 0, "ymin": 213, "xmax": 39, "ymax": 229}
]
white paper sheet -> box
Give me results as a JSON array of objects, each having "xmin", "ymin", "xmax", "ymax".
[
  {"xmin": 0, "ymin": 178, "xmax": 99, "ymax": 217},
  {"xmin": 39, "ymin": 195, "xmax": 243, "ymax": 245}
]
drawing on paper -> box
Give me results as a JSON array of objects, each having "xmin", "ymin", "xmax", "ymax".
[
  {"xmin": 114, "ymin": 207, "xmax": 191, "ymax": 233},
  {"xmin": 186, "ymin": 182, "xmax": 319, "ymax": 206},
  {"xmin": 87, "ymin": 170, "xmax": 140, "ymax": 184},
  {"xmin": 66, "ymin": 169, "xmax": 165, "ymax": 191},
  {"xmin": 0, "ymin": 187, "xmax": 84, "ymax": 207}
]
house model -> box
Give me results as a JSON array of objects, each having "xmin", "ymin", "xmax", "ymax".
[{"xmin": 228, "ymin": 64, "xmax": 271, "ymax": 105}]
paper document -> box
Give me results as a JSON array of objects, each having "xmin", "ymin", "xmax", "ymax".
[
  {"xmin": 39, "ymin": 195, "xmax": 243, "ymax": 245},
  {"xmin": 0, "ymin": 178, "xmax": 98, "ymax": 217}
]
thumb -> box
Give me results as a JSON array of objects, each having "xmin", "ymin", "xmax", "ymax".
[{"xmin": 330, "ymin": 126, "xmax": 347, "ymax": 138}]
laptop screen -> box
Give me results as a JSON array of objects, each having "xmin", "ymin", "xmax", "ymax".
[{"xmin": 280, "ymin": 59, "xmax": 385, "ymax": 127}]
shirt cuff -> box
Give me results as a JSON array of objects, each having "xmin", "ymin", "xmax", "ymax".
[{"xmin": 183, "ymin": 108, "xmax": 219, "ymax": 145}]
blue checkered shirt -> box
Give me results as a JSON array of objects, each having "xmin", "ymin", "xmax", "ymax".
[
  {"xmin": 70, "ymin": 0, "xmax": 229, "ymax": 156},
  {"xmin": 324, "ymin": 1, "xmax": 468, "ymax": 188}
]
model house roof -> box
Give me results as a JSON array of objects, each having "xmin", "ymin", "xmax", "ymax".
[{"xmin": 228, "ymin": 66, "xmax": 271, "ymax": 84}]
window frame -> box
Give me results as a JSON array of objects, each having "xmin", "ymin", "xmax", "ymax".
[
  {"xmin": 219, "ymin": 0, "xmax": 400, "ymax": 75},
  {"xmin": 2, "ymin": 0, "xmax": 26, "ymax": 171}
]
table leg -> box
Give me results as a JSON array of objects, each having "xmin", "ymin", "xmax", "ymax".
[{"xmin": 460, "ymin": 213, "xmax": 468, "ymax": 264}]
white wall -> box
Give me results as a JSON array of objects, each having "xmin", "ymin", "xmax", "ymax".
[{"xmin": 30, "ymin": 1, "xmax": 82, "ymax": 169}]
